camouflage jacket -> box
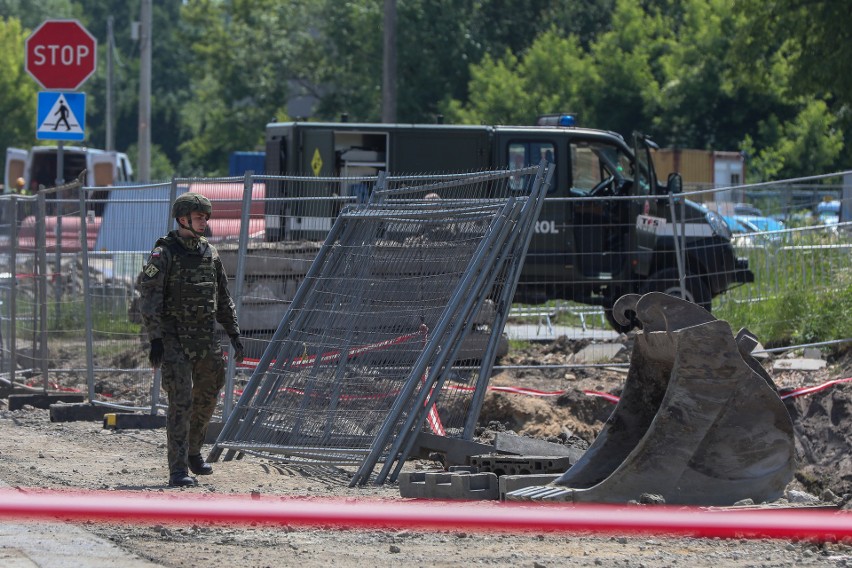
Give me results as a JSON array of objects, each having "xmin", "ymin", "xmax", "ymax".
[{"xmin": 138, "ymin": 231, "xmax": 240, "ymax": 355}]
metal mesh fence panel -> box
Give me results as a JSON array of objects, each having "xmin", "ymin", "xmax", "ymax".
[
  {"xmin": 81, "ymin": 183, "xmax": 172, "ymax": 410},
  {"xmin": 210, "ymin": 165, "xmax": 552, "ymax": 483},
  {"xmin": 701, "ymin": 173, "xmax": 852, "ymax": 345},
  {"xmin": 6, "ymin": 165, "xmax": 848, "ymax": 427}
]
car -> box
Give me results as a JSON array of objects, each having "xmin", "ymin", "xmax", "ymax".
[
  {"xmin": 733, "ymin": 203, "xmax": 763, "ymax": 217},
  {"xmin": 735, "ymin": 215, "xmax": 785, "ymax": 234},
  {"xmin": 817, "ymin": 200, "xmax": 840, "ymax": 225},
  {"xmin": 723, "ymin": 214, "xmax": 786, "ymax": 248}
]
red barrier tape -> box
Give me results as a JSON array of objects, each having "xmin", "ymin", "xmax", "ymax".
[
  {"xmin": 227, "ymin": 377, "xmax": 852, "ymax": 407},
  {"xmin": 583, "ymin": 378, "xmax": 852, "ymax": 405},
  {"xmin": 231, "ymin": 327, "xmax": 427, "ymax": 370},
  {"xmin": 0, "ymin": 489, "xmax": 848, "ymax": 540},
  {"xmin": 779, "ymin": 377, "xmax": 852, "ymax": 400}
]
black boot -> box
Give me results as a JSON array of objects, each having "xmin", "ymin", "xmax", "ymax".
[
  {"xmin": 188, "ymin": 454, "xmax": 213, "ymax": 475},
  {"xmin": 168, "ymin": 471, "xmax": 197, "ymax": 487}
]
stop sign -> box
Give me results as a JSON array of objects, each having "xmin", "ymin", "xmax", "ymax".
[{"xmin": 25, "ymin": 19, "xmax": 97, "ymax": 90}]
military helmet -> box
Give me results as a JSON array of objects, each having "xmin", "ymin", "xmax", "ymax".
[{"xmin": 172, "ymin": 192, "xmax": 212, "ymax": 219}]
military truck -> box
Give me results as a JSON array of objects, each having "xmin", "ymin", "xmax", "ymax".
[{"xmin": 262, "ymin": 116, "xmax": 752, "ymax": 330}]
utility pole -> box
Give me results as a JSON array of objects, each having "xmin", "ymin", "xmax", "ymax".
[
  {"xmin": 138, "ymin": 0, "xmax": 152, "ymax": 181},
  {"xmin": 381, "ymin": 0, "xmax": 397, "ymax": 123},
  {"xmin": 106, "ymin": 16, "xmax": 114, "ymax": 152}
]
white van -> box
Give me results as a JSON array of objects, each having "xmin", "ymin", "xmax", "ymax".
[{"xmin": 4, "ymin": 146, "xmax": 133, "ymax": 193}]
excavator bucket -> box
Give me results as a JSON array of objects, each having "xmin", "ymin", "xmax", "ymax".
[{"xmin": 507, "ymin": 292, "xmax": 795, "ymax": 506}]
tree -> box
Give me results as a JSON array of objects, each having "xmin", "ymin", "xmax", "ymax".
[
  {"xmin": 74, "ymin": 0, "xmax": 193, "ymax": 167},
  {"xmin": 178, "ymin": 0, "xmax": 314, "ymax": 174},
  {"xmin": 741, "ymin": 99, "xmax": 844, "ymax": 182},
  {"xmin": 0, "ymin": 0, "xmax": 74, "ymax": 30},
  {"xmin": 0, "ymin": 17, "xmax": 39, "ymax": 180},
  {"xmin": 731, "ymin": 0, "xmax": 851, "ymax": 168},
  {"xmin": 732, "ymin": 0, "xmax": 852, "ymax": 110},
  {"xmin": 443, "ymin": 30, "xmax": 599, "ymax": 126}
]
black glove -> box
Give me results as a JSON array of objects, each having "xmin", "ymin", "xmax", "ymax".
[
  {"xmin": 230, "ymin": 334, "xmax": 245, "ymax": 363},
  {"xmin": 149, "ymin": 338, "xmax": 164, "ymax": 367}
]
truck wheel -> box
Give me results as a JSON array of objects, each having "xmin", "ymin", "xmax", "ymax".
[{"xmin": 642, "ymin": 268, "xmax": 712, "ymax": 312}]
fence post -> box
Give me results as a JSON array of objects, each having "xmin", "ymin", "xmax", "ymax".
[
  {"xmin": 78, "ymin": 184, "xmax": 96, "ymax": 402},
  {"xmin": 668, "ymin": 192, "xmax": 687, "ymax": 295},
  {"xmin": 8, "ymin": 196, "xmax": 18, "ymax": 387},
  {"xmin": 35, "ymin": 191, "xmax": 49, "ymax": 390},
  {"xmin": 167, "ymin": 177, "xmax": 178, "ymax": 231},
  {"xmin": 222, "ymin": 171, "xmax": 254, "ymax": 419}
]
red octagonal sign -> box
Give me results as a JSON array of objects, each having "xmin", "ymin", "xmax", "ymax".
[{"xmin": 26, "ymin": 19, "xmax": 97, "ymax": 90}]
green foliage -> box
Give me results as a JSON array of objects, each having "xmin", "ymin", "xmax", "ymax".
[
  {"xmin": 444, "ymin": 30, "xmax": 599, "ymax": 126},
  {"xmin": 717, "ymin": 239, "xmax": 852, "ymax": 347},
  {"xmin": 124, "ymin": 143, "xmax": 174, "ymax": 183},
  {"xmin": 0, "ymin": 17, "xmax": 39, "ymax": 181},
  {"xmin": 0, "ymin": 0, "xmax": 74, "ymax": 30},
  {"xmin": 717, "ymin": 276, "xmax": 852, "ymax": 348},
  {"xmin": 2, "ymin": 0, "xmax": 848, "ymax": 178},
  {"xmin": 178, "ymin": 0, "xmax": 313, "ymax": 174},
  {"xmin": 740, "ymin": 99, "xmax": 844, "ymax": 182}
]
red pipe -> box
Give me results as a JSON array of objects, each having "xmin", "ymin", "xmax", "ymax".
[{"xmin": 0, "ymin": 489, "xmax": 846, "ymax": 540}]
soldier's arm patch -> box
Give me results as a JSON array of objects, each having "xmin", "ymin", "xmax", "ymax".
[{"xmin": 144, "ymin": 264, "xmax": 159, "ymax": 277}]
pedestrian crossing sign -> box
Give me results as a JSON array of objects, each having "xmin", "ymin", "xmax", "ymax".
[{"xmin": 36, "ymin": 91, "xmax": 86, "ymax": 141}]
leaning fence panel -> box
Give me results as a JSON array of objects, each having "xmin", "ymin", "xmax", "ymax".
[{"xmin": 209, "ymin": 165, "xmax": 553, "ymax": 484}]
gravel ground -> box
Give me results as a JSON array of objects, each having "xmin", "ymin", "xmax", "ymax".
[
  {"xmin": 1, "ymin": 337, "xmax": 851, "ymax": 567},
  {"xmin": 1, "ymin": 393, "xmax": 851, "ymax": 565}
]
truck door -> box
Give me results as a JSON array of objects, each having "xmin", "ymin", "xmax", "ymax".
[
  {"xmin": 300, "ymin": 128, "xmax": 334, "ymax": 177},
  {"xmin": 290, "ymin": 128, "xmax": 335, "ymax": 239},
  {"xmin": 630, "ymin": 132, "xmax": 662, "ymax": 276},
  {"xmin": 568, "ymin": 138, "xmax": 633, "ymax": 279},
  {"xmin": 5, "ymin": 148, "xmax": 29, "ymax": 193},
  {"xmin": 89, "ymin": 152, "xmax": 117, "ymax": 186},
  {"xmin": 493, "ymin": 133, "xmax": 563, "ymax": 297},
  {"xmin": 88, "ymin": 152, "xmax": 119, "ymax": 216}
]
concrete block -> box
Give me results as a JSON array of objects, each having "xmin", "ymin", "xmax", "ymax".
[
  {"xmin": 410, "ymin": 431, "xmax": 496, "ymax": 465},
  {"xmin": 399, "ymin": 470, "xmax": 499, "ymax": 500},
  {"xmin": 469, "ymin": 454, "xmax": 575, "ymax": 476},
  {"xmin": 50, "ymin": 403, "xmax": 130, "ymax": 423},
  {"xmin": 8, "ymin": 393, "xmax": 84, "ymax": 411},
  {"xmin": 499, "ymin": 474, "xmax": 561, "ymax": 499},
  {"xmin": 493, "ymin": 432, "xmax": 585, "ymax": 461},
  {"xmin": 773, "ymin": 358, "xmax": 827, "ymax": 371},
  {"xmin": 205, "ymin": 420, "xmax": 224, "ymax": 444},
  {"xmin": 103, "ymin": 413, "xmax": 166, "ymax": 430}
]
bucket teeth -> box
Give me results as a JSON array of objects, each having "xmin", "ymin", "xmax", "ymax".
[{"xmin": 528, "ymin": 292, "xmax": 796, "ymax": 506}]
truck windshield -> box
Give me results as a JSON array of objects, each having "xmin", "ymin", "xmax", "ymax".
[{"xmin": 569, "ymin": 141, "xmax": 631, "ymax": 196}]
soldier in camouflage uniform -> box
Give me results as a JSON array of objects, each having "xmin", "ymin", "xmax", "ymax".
[{"xmin": 138, "ymin": 192, "xmax": 244, "ymax": 487}]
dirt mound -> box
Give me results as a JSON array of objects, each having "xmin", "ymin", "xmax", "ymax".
[
  {"xmin": 786, "ymin": 383, "xmax": 852, "ymax": 497},
  {"xmin": 480, "ymin": 340, "xmax": 852, "ymax": 498}
]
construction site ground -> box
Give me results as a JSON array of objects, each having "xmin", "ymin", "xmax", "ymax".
[{"xmin": 2, "ymin": 337, "xmax": 852, "ymax": 567}]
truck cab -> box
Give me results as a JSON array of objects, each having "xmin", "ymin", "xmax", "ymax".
[{"xmin": 264, "ymin": 118, "xmax": 753, "ymax": 328}]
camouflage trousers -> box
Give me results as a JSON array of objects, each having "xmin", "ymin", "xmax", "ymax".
[{"xmin": 160, "ymin": 335, "xmax": 225, "ymax": 475}]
